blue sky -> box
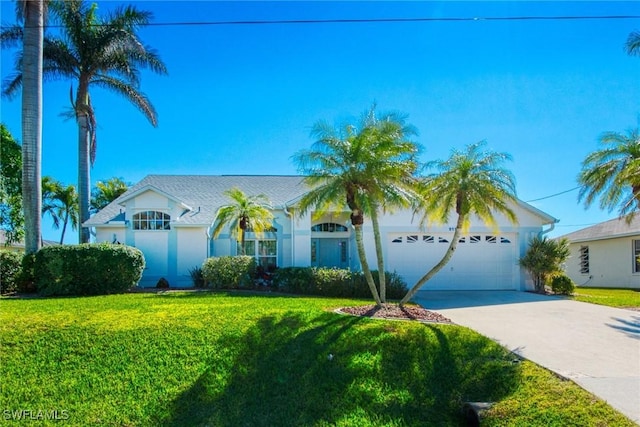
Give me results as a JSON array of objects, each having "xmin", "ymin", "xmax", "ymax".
[{"xmin": 1, "ymin": 1, "xmax": 639, "ymax": 243}]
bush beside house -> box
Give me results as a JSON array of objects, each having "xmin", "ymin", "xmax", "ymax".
[
  {"xmin": 0, "ymin": 251, "xmax": 23, "ymax": 294},
  {"xmin": 202, "ymin": 256, "xmax": 257, "ymax": 289},
  {"xmin": 272, "ymin": 267, "xmax": 408, "ymax": 299},
  {"xmin": 35, "ymin": 244, "xmax": 145, "ymax": 296}
]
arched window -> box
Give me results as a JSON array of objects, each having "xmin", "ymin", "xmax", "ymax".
[
  {"xmin": 132, "ymin": 211, "xmax": 171, "ymax": 230},
  {"xmin": 311, "ymin": 223, "xmax": 348, "ymax": 232}
]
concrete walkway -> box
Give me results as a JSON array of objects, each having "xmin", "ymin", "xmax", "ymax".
[{"xmin": 413, "ymin": 291, "xmax": 640, "ymax": 424}]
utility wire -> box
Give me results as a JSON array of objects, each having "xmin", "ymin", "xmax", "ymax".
[
  {"xmin": 5, "ymin": 14, "xmax": 640, "ymax": 30},
  {"xmin": 525, "ymin": 186, "xmax": 581, "ymax": 203},
  {"xmin": 138, "ymin": 15, "xmax": 640, "ymax": 27}
]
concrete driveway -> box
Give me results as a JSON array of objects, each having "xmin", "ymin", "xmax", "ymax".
[{"xmin": 413, "ymin": 291, "xmax": 640, "ymax": 424}]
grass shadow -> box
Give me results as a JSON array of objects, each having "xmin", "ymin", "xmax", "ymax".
[{"xmin": 161, "ymin": 312, "xmax": 522, "ymax": 426}]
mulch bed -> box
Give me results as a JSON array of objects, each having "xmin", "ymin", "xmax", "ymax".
[{"xmin": 338, "ymin": 304, "xmax": 453, "ymax": 324}]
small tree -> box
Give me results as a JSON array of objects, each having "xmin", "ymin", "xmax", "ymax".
[
  {"xmin": 211, "ymin": 188, "xmax": 274, "ymax": 255},
  {"xmin": 519, "ymin": 236, "xmax": 570, "ymax": 293},
  {"xmin": 91, "ymin": 177, "xmax": 129, "ymax": 213}
]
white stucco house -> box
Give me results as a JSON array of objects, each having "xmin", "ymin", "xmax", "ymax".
[
  {"xmin": 84, "ymin": 175, "xmax": 557, "ymax": 291},
  {"xmin": 559, "ymin": 215, "xmax": 640, "ymax": 289}
]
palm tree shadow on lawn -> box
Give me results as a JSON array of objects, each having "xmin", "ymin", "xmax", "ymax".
[{"xmin": 160, "ymin": 312, "xmax": 521, "ymax": 426}]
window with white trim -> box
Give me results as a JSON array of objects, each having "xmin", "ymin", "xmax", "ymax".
[
  {"xmin": 311, "ymin": 223, "xmax": 348, "ymax": 232},
  {"xmin": 579, "ymin": 246, "xmax": 590, "ymax": 274},
  {"xmin": 132, "ymin": 211, "xmax": 170, "ymax": 230},
  {"xmin": 238, "ymin": 240, "xmax": 277, "ymax": 269},
  {"xmin": 634, "ymin": 241, "xmax": 640, "ymax": 273}
]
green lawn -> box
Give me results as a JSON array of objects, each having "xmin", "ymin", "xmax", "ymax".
[
  {"xmin": 570, "ymin": 287, "xmax": 640, "ymax": 308},
  {"xmin": 0, "ymin": 292, "xmax": 634, "ymax": 426}
]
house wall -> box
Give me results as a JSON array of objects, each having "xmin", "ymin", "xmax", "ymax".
[
  {"xmin": 566, "ymin": 236, "xmax": 640, "ymax": 289},
  {"xmin": 176, "ymin": 227, "xmax": 208, "ymax": 286},
  {"xmin": 347, "ymin": 206, "xmax": 547, "ymax": 292},
  {"xmin": 92, "ymin": 191, "xmax": 552, "ymax": 292}
]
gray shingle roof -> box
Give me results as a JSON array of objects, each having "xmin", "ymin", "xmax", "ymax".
[
  {"xmin": 85, "ymin": 175, "xmax": 309, "ymax": 227},
  {"xmin": 558, "ymin": 214, "xmax": 640, "ymax": 242}
]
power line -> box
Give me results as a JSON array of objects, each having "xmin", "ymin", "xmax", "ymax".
[
  {"xmin": 142, "ymin": 15, "xmax": 640, "ymax": 27},
  {"xmin": 526, "ymin": 186, "xmax": 581, "ymax": 203},
  {"xmin": 5, "ymin": 14, "xmax": 640, "ymax": 30}
]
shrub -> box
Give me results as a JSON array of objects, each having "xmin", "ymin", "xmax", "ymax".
[
  {"xmin": 19, "ymin": 253, "xmax": 37, "ymax": 293},
  {"xmin": 156, "ymin": 277, "xmax": 170, "ymax": 289},
  {"xmin": 271, "ymin": 267, "xmax": 315, "ymax": 294},
  {"xmin": 35, "ymin": 243, "xmax": 145, "ymax": 296},
  {"xmin": 189, "ymin": 266, "xmax": 206, "ymax": 288},
  {"xmin": 550, "ymin": 274, "xmax": 575, "ymax": 295},
  {"xmin": 202, "ymin": 256, "xmax": 257, "ymax": 289},
  {"xmin": 0, "ymin": 251, "xmax": 22, "ymax": 294},
  {"xmin": 352, "ymin": 271, "xmax": 408, "ymax": 300},
  {"xmin": 272, "ymin": 267, "xmax": 408, "ymax": 299}
]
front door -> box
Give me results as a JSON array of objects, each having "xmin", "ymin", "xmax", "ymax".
[{"xmin": 312, "ymin": 238, "xmax": 349, "ymax": 269}]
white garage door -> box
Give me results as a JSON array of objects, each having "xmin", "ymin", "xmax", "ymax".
[{"xmin": 387, "ymin": 233, "xmax": 517, "ymax": 290}]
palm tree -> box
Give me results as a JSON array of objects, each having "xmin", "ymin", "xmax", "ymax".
[
  {"xmin": 1, "ymin": 1, "xmax": 46, "ymax": 253},
  {"xmin": 211, "ymin": 188, "xmax": 274, "ymax": 256},
  {"xmin": 519, "ymin": 236, "xmax": 570, "ymax": 293},
  {"xmin": 626, "ymin": 30, "xmax": 640, "ymax": 56},
  {"xmin": 400, "ymin": 141, "xmax": 518, "ymax": 306},
  {"xmin": 91, "ymin": 177, "xmax": 129, "ymax": 213},
  {"xmin": 293, "ymin": 107, "xmax": 421, "ymax": 306},
  {"xmin": 3, "ymin": 0, "xmax": 167, "ymax": 243},
  {"xmin": 355, "ymin": 109, "xmax": 420, "ymax": 302},
  {"xmin": 42, "ymin": 176, "xmax": 78, "ymax": 244},
  {"xmin": 578, "ymin": 128, "xmax": 640, "ymax": 220}
]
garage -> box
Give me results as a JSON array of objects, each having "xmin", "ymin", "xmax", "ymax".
[{"xmin": 387, "ymin": 232, "xmax": 518, "ymax": 290}]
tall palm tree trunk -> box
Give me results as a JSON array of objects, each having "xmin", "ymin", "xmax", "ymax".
[
  {"xmin": 399, "ymin": 214, "xmax": 465, "ymax": 306},
  {"xmin": 21, "ymin": 0, "xmax": 44, "ymax": 254},
  {"xmin": 354, "ymin": 223, "xmax": 382, "ymax": 307},
  {"xmin": 370, "ymin": 207, "xmax": 387, "ymax": 303},
  {"xmin": 76, "ymin": 85, "xmax": 91, "ymax": 243}
]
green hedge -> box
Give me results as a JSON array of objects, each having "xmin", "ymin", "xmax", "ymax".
[
  {"xmin": 202, "ymin": 256, "xmax": 257, "ymax": 289},
  {"xmin": 35, "ymin": 244, "xmax": 145, "ymax": 296},
  {"xmin": 272, "ymin": 267, "xmax": 408, "ymax": 299},
  {"xmin": 0, "ymin": 251, "xmax": 22, "ymax": 294}
]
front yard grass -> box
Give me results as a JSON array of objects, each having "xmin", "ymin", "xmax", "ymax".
[
  {"xmin": 570, "ymin": 287, "xmax": 640, "ymax": 309},
  {"xmin": 0, "ymin": 292, "xmax": 634, "ymax": 426}
]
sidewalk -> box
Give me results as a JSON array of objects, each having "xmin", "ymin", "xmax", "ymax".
[{"xmin": 413, "ymin": 291, "xmax": 640, "ymax": 424}]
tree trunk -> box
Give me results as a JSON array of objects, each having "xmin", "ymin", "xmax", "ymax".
[
  {"xmin": 60, "ymin": 211, "xmax": 68, "ymax": 244},
  {"xmin": 21, "ymin": 0, "xmax": 44, "ymax": 254},
  {"xmin": 354, "ymin": 223, "xmax": 382, "ymax": 307},
  {"xmin": 370, "ymin": 206, "xmax": 386, "ymax": 302},
  {"xmin": 76, "ymin": 82, "xmax": 91, "ymax": 243},
  {"xmin": 400, "ymin": 214, "xmax": 465, "ymax": 306},
  {"xmin": 239, "ymin": 224, "xmax": 246, "ymax": 255}
]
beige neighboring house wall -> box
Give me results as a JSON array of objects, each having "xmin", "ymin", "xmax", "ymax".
[{"xmin": 560, "ymin": 215, "xmax": 640, "ymax": 289}]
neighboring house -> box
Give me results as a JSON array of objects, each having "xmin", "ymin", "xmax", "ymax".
[
  {"xmin": 560, "ymin": 215, "xmax": 640, "ymax": 289},
  {"xmin": 84, "ymin": 175, "xmax": 557, "ymax": 291},
  {"xmin": 0, "ymin": 230, "xmax": 57, "ymax": 252}
]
